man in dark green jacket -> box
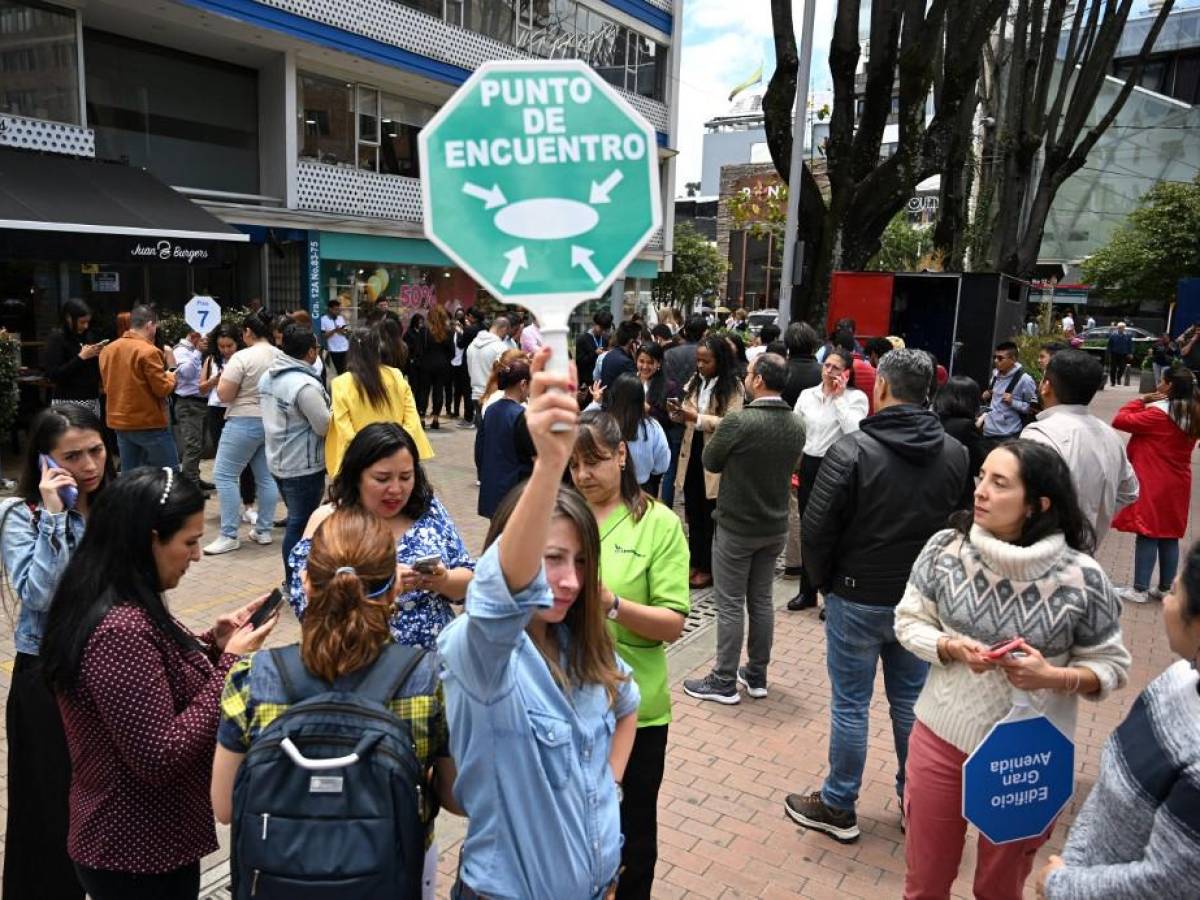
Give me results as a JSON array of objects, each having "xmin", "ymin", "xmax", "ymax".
[{"xmin": 683, "ymin": 352, "xmax": 806, "ymax": 704}]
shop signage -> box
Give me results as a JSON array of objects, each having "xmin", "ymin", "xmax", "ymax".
[
  {"xmin": 128, "ymin": 239, "xmax": 210, "ymax": 265},
  {"xmin": 92, "ymin": 272, "xmax": 120, "ymax": 292},
  {"xmin": 420, "ymin": 59, "xmax": 660, "ymax": 372},
  {"xmin": 185, "ymin": 295, "xmax": 221, "ymax": 333},
  {"xmin": 963, "ymin": 704, "xmax": 1073, "ymax": 845}
]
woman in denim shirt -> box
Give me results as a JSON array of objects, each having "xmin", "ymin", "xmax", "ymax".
[
  {"xmin": 439, "ymin": 350, "xmax": 640, "ymax": 900},
  {"xmin": 0, "ymin": 406, "xmax": 114, "ymax": 900},
  {"xmin": 289, "ymin": 423, "xmax": 474, "ymax": 650}
]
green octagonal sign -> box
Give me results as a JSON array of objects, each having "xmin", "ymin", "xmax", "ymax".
[{"xmin": 419, "ymin": 59, "xmax": 661, "ymax": 319}]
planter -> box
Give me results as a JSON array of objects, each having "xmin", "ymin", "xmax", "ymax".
[{"xmin": 1139, "ymin": 369, "xmax": 1157, "ymax": 392}]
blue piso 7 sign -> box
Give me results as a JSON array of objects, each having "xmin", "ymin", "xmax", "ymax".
[
  {"xmin": 962, "ymin": 712, "xmax": 1074, "ymax": 845},
  {"xmin": 419, "ymin": 59, "xmax": 661, "ymax": 307}
]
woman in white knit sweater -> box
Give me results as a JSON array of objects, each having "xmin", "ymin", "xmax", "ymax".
[{"xmin": 894, "ymin": 440, "xmax": 1131, "ymax": 900}]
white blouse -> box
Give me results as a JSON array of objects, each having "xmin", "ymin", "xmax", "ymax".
[{"xmin": 794, "ymin": 384, "xmax": 869, "ymax": 458}]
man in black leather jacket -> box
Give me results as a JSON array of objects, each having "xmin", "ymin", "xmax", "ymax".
[{"xmin": 784, "ymin": 349, "xmax": 971, "ymax": 844}]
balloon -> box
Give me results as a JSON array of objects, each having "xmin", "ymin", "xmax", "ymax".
[
  {"xmin": 373, "ymin": 268, "xmax": 389, "ymax": 294},
  {"xmin": 366, "ymin": 275, "xmax": 383, "ymax": 301}
]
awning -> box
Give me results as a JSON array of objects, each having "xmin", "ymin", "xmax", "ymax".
[{"xmin": 0, "ymin": 148, "xmax": 248, "ymax": 265}]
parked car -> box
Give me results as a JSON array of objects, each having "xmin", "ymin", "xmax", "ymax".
[
  {"xmin": 747, "ymin": 308, "xmax": 779, "ymax": 336},
  {"xmin": 1078, "ymin": 324, "xmax": 1154, "ymax": 365}
]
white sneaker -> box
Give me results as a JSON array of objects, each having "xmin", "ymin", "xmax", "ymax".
[
  {"xmin": 204, "ymin": 536, "xmax": 240, "ymax": 555},
  {"xmin": 1148, "ymin": 586, "xmax": 1167, "ymax": 602},
  {"xmin": 247, "ymin": 530, "xmax": 273, "ymax": 546},
  {"xmin": 241, "ymin": 509, "xmax": 258, "ymax": 526},
  {"xmin": 1121, "ymin": 588, "xmax": 1150, "ymax": 604}
]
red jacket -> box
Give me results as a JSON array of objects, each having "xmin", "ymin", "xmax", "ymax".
[
  {"xmin": 852, "ymin": 354, "xmax": 876, "ymax": 413},
  {"xmin": 1111, "ymin": 399, "xmax": 1197, "ymax": 539}
]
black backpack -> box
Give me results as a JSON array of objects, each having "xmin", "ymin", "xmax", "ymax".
[{"xmin": 230, "ymin": 644, "xmax": 428, "ymax": 899}]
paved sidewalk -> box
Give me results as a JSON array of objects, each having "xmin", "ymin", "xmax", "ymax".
[{"xmin": 0, "ymin": 382, "xmax": 1188, "ymax": 899}]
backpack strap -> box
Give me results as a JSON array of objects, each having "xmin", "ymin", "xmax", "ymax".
[
  {"xmin": 352, "ymin": 644, "xmax": 428, "ymax": 705},
  {"xmin": 270, "ymin": 645, "xmax": 331, "ymax": 704}
]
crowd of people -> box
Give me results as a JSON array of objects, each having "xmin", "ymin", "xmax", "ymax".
[{"xmin": 1, "ymin": 297, "xmax": 1198, "ymax": 900}]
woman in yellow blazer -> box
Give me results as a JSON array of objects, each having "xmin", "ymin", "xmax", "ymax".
[
  {"xmin": 670, "ymin": 334, "xmax": 744, "ymax": 588},
  {"xmin": 326, "ymin": 327, "xmax": 434, "ymax": 476}
]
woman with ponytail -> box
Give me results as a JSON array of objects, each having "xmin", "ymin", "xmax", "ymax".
[
  {"xmin": 40, "ymin": 467, "xmax": 277, "ymax": 900},
  {"xmin": 212, "ymin": 508, "xmax": 459, "ymax": 898}
]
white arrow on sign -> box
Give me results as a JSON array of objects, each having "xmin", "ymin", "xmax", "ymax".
[
  {"xmin": 571, "ymin": 246, "xmax": 603, "ymax": 285},
  {"xmin": 589, "ymin": 170, "xmax": 624, "ymax": 204},
  {"xmin": 462, "ymin": 182, "xmax": 508, "ymax": 210},
  {"xmin": 500, "ymin": 246, "xmax": 529, "ymax": 289}
]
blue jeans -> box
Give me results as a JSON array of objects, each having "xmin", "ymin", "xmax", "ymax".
[
  {"xmin": 213, "ymin": 417, "xmax": 278, "ymax": 540},
  {"xmin": 277, "ymin": 470, "xmax": 326, "ymax": 583},
  {"xmin": 115, "ymin": 428, "xmax": 179, "ymax": 471},
  {"xmin": 1134, "ymin": 535, "xmax": 1179, "ymax": 592},
  {"xmin": 821, "ymin": 593, "xmax": 929, "ymax": 812},
  {"xmin": 660, "ymin": 425, "xmax": 683, "ymax": 508}
]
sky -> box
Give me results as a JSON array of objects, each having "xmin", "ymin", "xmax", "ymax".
[{"xmin": 672, "ymin": 0, "xmax": 1196, "ymax": 196}]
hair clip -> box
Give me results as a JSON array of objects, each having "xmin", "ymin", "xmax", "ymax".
[
  {"xmin": 332, "ymin": 565, "xmax": 394, "ymax": 599},
  {"xmin": 334, "ymin": 566, "xmax": 357, "ymax": 577},
  {"xmin": 158, "ymin": 468, "xmax": 174, "ymax": 505}
]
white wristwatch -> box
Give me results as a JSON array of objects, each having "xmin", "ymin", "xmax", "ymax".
[{"xmin": 607, "ymin": 595, "xmax": 621, "ymax": 620}]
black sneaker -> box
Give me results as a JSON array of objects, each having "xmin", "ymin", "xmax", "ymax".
[
  {"xmin": 787, "ymin": 592, "xmax": 817, "ymax": 611},
  {"xmin": 683, "ymin": 674, "xmax": 740, "ymax": 705},
  {"xmin": 784, "ymin": 791, "xmax": 860, "ymax": 843},
  {"xmin": 781, "ymin": 565, "xmax": 803, "ymax": 580},
  {"xmin": 198, "ymin": 479, "xmax": 216, "ymax": 491},
  {"xmin": 736, "ymin": 666, "xmax": 768, "ymax": 699}
]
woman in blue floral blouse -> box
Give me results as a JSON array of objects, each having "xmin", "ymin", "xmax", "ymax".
[{"xmin": 288, "ymin": 422, "xmax": 473, "ymax": 648}]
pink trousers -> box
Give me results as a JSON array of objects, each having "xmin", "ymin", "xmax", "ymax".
[{"xmin": 902, "ymin": 721, "xmax": 1054, "ymax": 900}]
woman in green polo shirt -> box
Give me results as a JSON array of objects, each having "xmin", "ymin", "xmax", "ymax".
[{"xmin": 570, "ymin": 411, "xmax": 691, "ymax": 900}]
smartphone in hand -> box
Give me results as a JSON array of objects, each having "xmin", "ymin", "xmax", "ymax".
[
  {"xmin": 411, "ymin": 554, "xmax": 443, "ymax": 575},
  {"xmin": 39, "ymin": 454, "xmax": 78, "ymax": 509},
  {"xmin": 247, "ymin": 587, "xmax": 284, "ymax": 630},
  {"xmin": 984, "ymin": 636, "xmax": 1023, "ymax": 661}
]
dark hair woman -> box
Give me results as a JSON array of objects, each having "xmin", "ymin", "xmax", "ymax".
[
  {"xmin": 933, "ymin": 375, "xmax": 985, "ymax": 479},
  {"xmin": 476, "ymin": 356, "xmax": 536, "ymax": 519},
  {"xmin": 570, "ymin": 411, "xmax": 689, "ymax": 899},
  {"xmin": 671, "ymin": 334, "xmax": 745, "ymax": 587},
  {"xmin": 589, "ymin": 373, "xmax": 670, "ymax": 494},
  {"xmin": 787, "ymin": 347, "xmax": 868, "ymax": 610},
  {"xmin": 1036, "ymin": 541, "xmax": 1200, "ymax": 898},
  {"xmin": 438, "ymin": 351, "xmax": 638, "ymax": 899},
  {"xmin": 404, "ymin": 313, "xmax": 428, "ymax": 412},
  {"xmin": 374, "ymin": 315, "xmax": 410, "ymax": 370},
  {"xmin": 895, "ymin": 440, "xmax": 1129, "ymax": 897},
  {"xmin": 418, "ymin": 305, "xmax": 456, "ymax": 430},
  {"xmin": 0, "ymin": 405, "xmax": 114, "ymax": 900},
  {"xmin": 326, "ymin": 326, "xmax": 432, "ymax": 477},
  {"xmin": 199, "ymin": 323, "xmax": 255, "ymax": 517},
  {"xmin": 212, "ymin": 508, "xmax": 461, "ymax": 897},
  {"xmin": 293, "ymin": 423, "xmax": 473, "ymax": 651},
  {"xmin": 40, "ymin": 468, "xmax": 277, "ymax": 900},
  {"xmin": 1110, "ymin": 365, "xmax": 1200, "ymax": 603},
  {"xmin": 41, "ymin": 298, "xmax": 104, "ymax": 415}
]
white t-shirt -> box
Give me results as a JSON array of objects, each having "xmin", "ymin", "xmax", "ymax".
[
  {"xmin": 320, "ymin": 314, "xmax": 349, "ymax": 352},
  {"xmin": 220, "ymin": 341, "xmax": 279, "ymax": 418},
  {"xmin": 1062, "ymin": 315, "xmax": 1075, "ymax": 333}
]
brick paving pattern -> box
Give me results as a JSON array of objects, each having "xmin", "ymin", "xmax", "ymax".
[{"xmin": 0, "ymin": 382, "xmax": 1189, "ymax": 899}]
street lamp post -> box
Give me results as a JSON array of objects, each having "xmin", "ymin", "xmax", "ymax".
[{"xmin": 775, "ymin": 0, "xmax": 817, "ymax": 333}]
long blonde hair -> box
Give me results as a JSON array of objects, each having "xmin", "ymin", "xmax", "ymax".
[{"xmin": 301, "ymin": 509, "xmax": 396, "ymax": 682}]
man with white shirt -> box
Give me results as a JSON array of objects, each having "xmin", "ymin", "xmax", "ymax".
[
  {"xmin": 1022, "ymin": 349, "xmax": 1138, "ymax": 545},
  {"xmin": 746, "ymin": 323, "xmax": 780, "ymax": 363},
  {"xmin": 172, "ymin": 329, "xmax": 210, "ymax": 492},
  {"xmin": 320, "ymin": 298, "xmax": 350, "ymax": 374}
]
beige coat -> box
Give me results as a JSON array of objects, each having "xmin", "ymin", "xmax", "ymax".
[{"xmin": 674, "ymin": 386, "xmax": 745, "ymax": 499}]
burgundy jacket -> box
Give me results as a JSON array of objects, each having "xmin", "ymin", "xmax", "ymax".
[{"xmin": 58, "ymin": 604, "xmax": 237, "ymax": 873}]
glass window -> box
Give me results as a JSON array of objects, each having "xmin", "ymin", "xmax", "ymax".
[
  {"xmin": 528, "ymin": 0, "xmax": 575, "ymax": 59},
  {"xmin": 397, "ymin": 0, "xmax": 443, "ymax": 17},
  {"xmin": 380, "ymin": 94, "xmax": 436, "ymax": 178},
  {"xmin": 0, "ymin": 0, "xmax": 80, "ymax": 124},
  {"xmin": 85, "ymin": 29, "xmax": 258, "ymax": 193},
  {"xmin": 463, "ymin": 0, "xmax": 515, "ymax": 43},
  {"xmin": 356, "ymin": 83, "xmax": 380, "ymax": 172},
  {"xmin": 297, "ymin": 72, "xmax": 354, "ymax": 166}
]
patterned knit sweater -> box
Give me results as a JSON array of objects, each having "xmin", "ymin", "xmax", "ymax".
[
  {"xmin": 1045, "ymin": 661, "xmax": 1200, "ymax": 899},
  {"xmin": 894, "ymin": 525, "xmax": 1131, "ymax": 754}
]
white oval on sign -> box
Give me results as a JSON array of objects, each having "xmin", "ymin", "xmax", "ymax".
[{"xmin": 493, "ymin": 198, "xmax": 599, "ymax": 240}]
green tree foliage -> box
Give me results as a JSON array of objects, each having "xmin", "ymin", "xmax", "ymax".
[
  {"xmin": 1082, "ymin": 176, "xmax": 1200, "ymax": 304},
  {"xmin": 867, "ymin": 214, "xmax": 935, "ymax": 272},
  {"xmin": 653, "ymin": 224, "xmax": 726, "ymax": 309}
]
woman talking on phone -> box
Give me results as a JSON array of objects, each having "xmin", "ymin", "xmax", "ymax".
[
  {"xmin": 438, "ymin": 348, "xmax": 639, "ymax": 899},
  {"xmin": 894, "ymin": 441, "xmax": 1130, "ymax": 899},
  {"xmin": 0, "ymin": 406, "xmax": 115, "ymax": 900},
  {"xmin": 788, "ymin": 348, "xmax": 868, "ymax": 611},
  {"xmin": 40, "ymin": 468, "xmax": 277, "ymax": 900},
  {"xmin": 290, "ymin": 423, "xmax": 473, "ymax": 650}
]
